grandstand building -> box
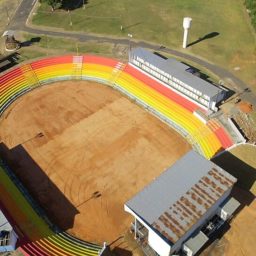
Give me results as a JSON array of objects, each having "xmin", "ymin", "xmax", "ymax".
[
  {"xmin": 0, "ymin": 210, "xmax": 18, "ymax": 252},
  {"xmin": 124, "ymin": 150, "xmax": 240, "ymax": 256},
  {"xmin": 129, "ymin": 48, "xmax": 227, "ymax": 112}
]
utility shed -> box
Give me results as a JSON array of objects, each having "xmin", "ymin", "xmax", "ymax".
[
  {"xmin": 124, "ymin": 150, "xmax": 238, "ymax": 256},
  {"xmin": 0, "ymin": 210, "xmax": 18, "ymax": 252},
  {"xmin": 183, "ymin": 231, "xmax": 209, "ymax": 256}
]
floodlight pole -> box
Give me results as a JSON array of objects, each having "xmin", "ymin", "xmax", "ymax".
[
  {"xmin": 5, "ymin": 7, "xmax": 10, "ymax": 24},
  {"xmin": 68, "ymin": 10, "xmax": 72, "ymax": 26},
  {"xmin": 134, "ymin": 218, "xmax": 137, "ymax": 239},
  {"xmin": 128, "ymin": 33, "xmax": 133, "ymax": 59}
]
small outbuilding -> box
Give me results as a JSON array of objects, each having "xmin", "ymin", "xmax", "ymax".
[
  {"xmin": 0, "ymin": 210, "xmax": 18, "ymax": 252},
  {"xmin": 124, "ymin": 150, "xmax": 239, "ymax": 256}
]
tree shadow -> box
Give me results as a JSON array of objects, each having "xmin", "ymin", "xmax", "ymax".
[
  {"xmin": 187, "ymin": 32, "xmax": 220, "ymax": 47},
  {"xmin": 0, "ymin": 142, "xmax": 79, "ymax": 234},
  {"xmin": 20, "ymin": 37, "xmax": 41, "ymax": 47},
  {"xmin": 61, "ymin": 0, "xmax": 88, "ymax": 11}
]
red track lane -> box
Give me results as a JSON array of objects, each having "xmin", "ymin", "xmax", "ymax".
[
  {"xmin": 83, "ymin": 55, "xmax": 119, "ymax": 67},
  {"xmin": 214, "ymin": 127, "xmax": 233, "ymax": 148},
  {"xmin": 0, "ymin": 67, "xmax": 24, "ymax": 87},
  {"xmin": 124, "ymin": 64, "xmax": 201, "ymax": 113},
  {"xmin": 30, "ymin": 56, "xmax": 74, "ymax": 69}
]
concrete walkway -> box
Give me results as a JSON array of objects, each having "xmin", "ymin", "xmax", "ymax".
[{"xmin": 7, "ymin": 0, "xmax": 256, "ymax": 105}]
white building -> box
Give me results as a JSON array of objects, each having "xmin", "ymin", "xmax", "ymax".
[
  {"xmin": 129, "ymin": 48, "xmax": 228, "ymax": 112},
  {"xmin": 124, "ymin": 150, "xmax": 240, "ymax": 256},
  {"xmin": 0, "ymin": 210, "xmax": 18, "ymax": 252}
]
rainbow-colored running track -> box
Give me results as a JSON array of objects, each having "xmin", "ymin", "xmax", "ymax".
[{"xmin": 0, "ymin": 55, "xmax": 233, "ymax": 255}]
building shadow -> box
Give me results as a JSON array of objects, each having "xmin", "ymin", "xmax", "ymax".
[
  {"xmin": 187, "ymin": 32, "xmax": 220, "ymax": 47},
  {"xmin": 0, "ymin": 52, "xmax": 20, "ymax": 73},
  {"xmin": 194, "ymin": 151, "xmax": 256, "ymax": 255},
  {"xmin": 196, "ymin": 185, "xmax": 254, "ymax": 256},
  {"xmin": 0, "ymin": 142, "xmax": 79, "ymax": 232},
  {"xmin": 112, "ymin": 247, "xmax": 132, "ymax": 256},
  {"xmin": 212, "ymin": 151, "xmax": 256, "ymax": 195},
  {"xmin": 20, "ymin": 37, "xmax": 41, "ymax": 47}
]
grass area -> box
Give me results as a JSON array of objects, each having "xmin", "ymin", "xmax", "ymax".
[
  {"xmin": 32, "ymin": 0, "xmax": 256, "ymax": 90},
  {"xmin": 16, "ymin": 33, "xmax": 114, "ymax": 62},
  {"xmin": 22, "ymin": 33, "xmax": 113, "ymax": 54}
]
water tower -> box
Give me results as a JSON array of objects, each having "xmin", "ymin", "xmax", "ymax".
[{"xmin": 182, "ymin": 17, "xmax": 192, "ymax": 48}]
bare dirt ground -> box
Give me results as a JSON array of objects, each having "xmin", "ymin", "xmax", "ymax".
[
  {"xmin": 225, "ymin": 189, "xmax": 256, "ymax": 256},
  {"xmin": 0, "ymin": 80, "xmax": 190, "ymax": 245}
]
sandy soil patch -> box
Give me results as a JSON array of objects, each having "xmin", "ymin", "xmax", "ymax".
[{"xmin": 0, "ymin": 80, "xmax": 190, "ymax": 244}]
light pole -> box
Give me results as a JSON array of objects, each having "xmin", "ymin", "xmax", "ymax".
[
  {"xmin": 128, "ymin": 33, "xmax": 133, "ymax": 59},
  {"xmin": 68, "ymin": 10, "xmax": 72, "ymax": 26},
  {"xmin": 5, "ymin": 7, "xmax": 10, "ymax": 25}
]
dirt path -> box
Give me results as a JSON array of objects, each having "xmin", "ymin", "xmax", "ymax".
[{"xmin": 0, "ymin": 80, "xmax": 190, "ymax": 244}]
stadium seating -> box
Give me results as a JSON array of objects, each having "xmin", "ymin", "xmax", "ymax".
[
  {"xmin": 0, "ymin": 162, "xmax": 102, "ymax": 256},
  {"xmin": 0, "ymin": 54, "xmax": 234, "ymax": 255}
]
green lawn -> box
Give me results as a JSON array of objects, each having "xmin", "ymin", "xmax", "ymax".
[
  {"xmin": 17, "ymin": 33, "xmax": 113, "ymax": 62},
  {"xmin": 32, "ymin": 0, "xmax": 256, "ymax": 91}
]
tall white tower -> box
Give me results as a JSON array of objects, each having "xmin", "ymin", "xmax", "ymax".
[{"xmin": 183, "ymin": 17, "xmax": 192, "ymax": 48}]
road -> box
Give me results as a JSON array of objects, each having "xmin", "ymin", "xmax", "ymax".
[{"xmin": 6, "ymin": 0, "xmax": 256, "ymax": 105}]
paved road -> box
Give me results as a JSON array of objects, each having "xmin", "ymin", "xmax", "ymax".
[{"xmin": 7, "ymin": 0, "xmax": 256, "ymax": 104}]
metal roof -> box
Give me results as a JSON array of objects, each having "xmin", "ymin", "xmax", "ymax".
[
  {"xmin": 221, "ymin": 197, "xmax": 240, "ymax": 216},
  {"xmin": 125, "ymin": 150, "xmax": 237, "ymax": 244},
  {"xmin": 129, "ymin": 48, "xmax": 222, "ymax": 98},
  {"xmin": 184, "ymin": 231, "xmax": 209, "ymax": 254},
  {"xmin": 0, "ymin": 210, "xmax": 12, "ymax": 232}
]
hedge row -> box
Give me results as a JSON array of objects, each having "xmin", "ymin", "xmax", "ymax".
[{"xmin": 245, "ymin": 0, "xmax": 256, "ymax": 30}]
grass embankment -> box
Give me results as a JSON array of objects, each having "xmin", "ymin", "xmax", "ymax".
[
  {"xmin": 32, "ymin": 0, "xmax": 256, "ymax": 91},
  {"xmin": 16, "ymin": 33, "xmax": 113, "ymax": 62}
]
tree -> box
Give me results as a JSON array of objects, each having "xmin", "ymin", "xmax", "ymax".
[
  {"xmin": 41, "ymin": 0, "xmax": 62, "ymax": 11},
  {"xmin": 245, "ymin": 0, "xmax": 256, "ymax": 30}
]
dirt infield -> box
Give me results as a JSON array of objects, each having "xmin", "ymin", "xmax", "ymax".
[{"xmin": 0, "ymin": 80, "xmax": 190, "ymax": 244}]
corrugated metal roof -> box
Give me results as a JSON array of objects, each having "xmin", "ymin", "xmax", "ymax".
[
  {"xmin": 130, "ymin": 48, "xmax": 222, "ymax": 98},
  {"xmin": 125, "ymin": 150, "xmax": 236, "ymax": 244},
  {"xmin": 0, "ymin": 211, "xmax": 12, "ymax": 232}
]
